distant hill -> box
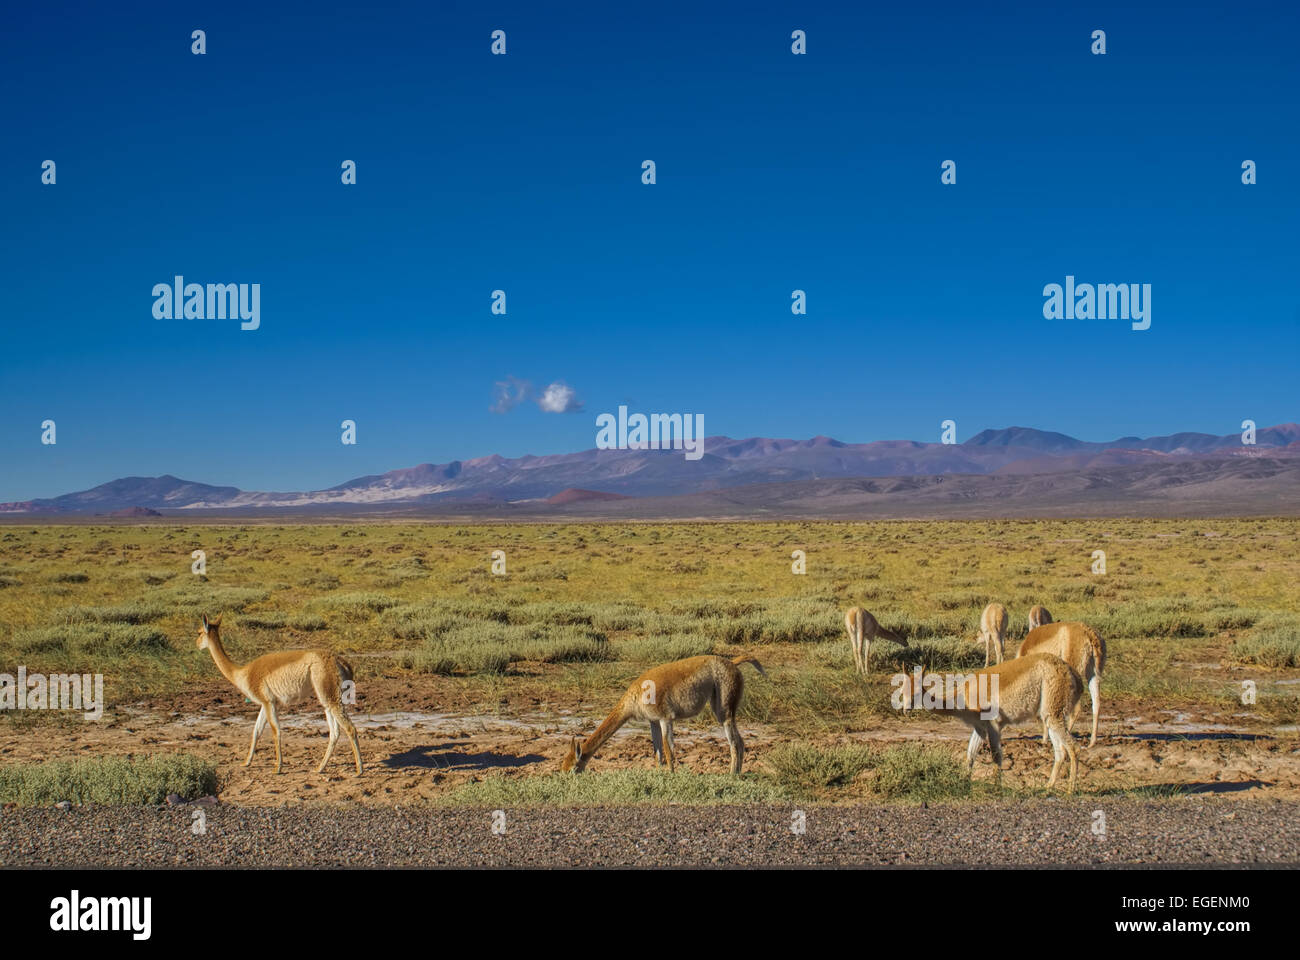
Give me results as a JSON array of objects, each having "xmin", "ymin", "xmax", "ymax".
[
  {"xmin": 107, "ymin": 506, "xmax": 163, "ymax": 518},
  {"xmin": 545, "ymin": 488, "xmax": 632, "ymax": 505},
  {"xmin": 2, "ymin": 422, "xmax": 1296, "ymax": 517}
]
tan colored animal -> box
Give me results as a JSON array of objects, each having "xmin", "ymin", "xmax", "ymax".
[
  {"xmin": 898, "ymin": 652, "xmax": 1083, "ymax": 791},
  {"xmin": 978, "ymin": 602, "xmax": 1009, "ymax": 666},
  {"xmin": 196, "ymin": 614, "xmax": 362, "ymax": 776},
  {"xmin": 1027, "ymin": 604, "xmax": 1053, "ymax": 631},
  {"xmin": 561, "ymin": 654, "xmax": 767, "ymax": 774},
  {"xmin": 844, "ymin": 607, "xmax": 905, "ymax": 674},
  {"xmin": 1017, "ymin": 620, "xmax": 1106, "ymax": 747}
]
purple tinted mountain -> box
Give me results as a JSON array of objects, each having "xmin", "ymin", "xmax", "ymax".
[{"xmin": 2, "ymin": 424, "xmax": 1295, "ymax": 515}]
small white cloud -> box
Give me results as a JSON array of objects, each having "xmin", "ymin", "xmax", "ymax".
[
  {"xmin": 536, "ymin": 381, "xmax": 582, "ymax": 413},
  {"xmin": 490, "ymin": 376, "xmax": 531, "ymax": 414}
]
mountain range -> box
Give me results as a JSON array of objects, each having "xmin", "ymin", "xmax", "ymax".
[{"xmin": 3, "ymin": 423, "xmax": 1297, "ymax": 518}]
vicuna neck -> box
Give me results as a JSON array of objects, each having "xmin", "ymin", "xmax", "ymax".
[
  {"xmin": 581, "ymin": 698, "xmax": 635, "ymax": 760},
  {"xmin": 204, "ymin": 630, "xmax": 240, "ymax": 684}
]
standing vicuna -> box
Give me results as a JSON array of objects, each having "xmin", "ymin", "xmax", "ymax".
[
  {"xmin": 1027, "ymin": 604, "xmax": 1053, "ymax": 631},
  {"xmin": 196, "ymin": 614, "xmax": 363, "ymax": 776},
  {"xmin": 844, "ymin": 607, "xmax": 905, "ymax": 674},
  {"xmin": 898, "ymin": 652, "xmax": 1083, "ymax": 792},
  {"xmin": 977, "ymin": 602, "xmax": 1009, "ymax": 666},
  {"xmin": 561, "ymin": 654, "xmax": 767, "ymax": 774},
  {"xmin": 1017, "ymin": 620, "xmax": 1107, "ymax": 747}
]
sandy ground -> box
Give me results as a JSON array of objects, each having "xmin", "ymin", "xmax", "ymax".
[{"xmin": 2, "ymin": 674, "xmax": 1297, "ymax": 806}]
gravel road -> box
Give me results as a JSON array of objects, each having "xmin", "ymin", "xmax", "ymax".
[{"xmin": 3, "ymin": 798, "xmax": 1298, "ymax": 867}]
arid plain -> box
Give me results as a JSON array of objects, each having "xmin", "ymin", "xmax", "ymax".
[{"xmin": 2, "ymin": 519, "xmax": 1298, "ymax": 864}]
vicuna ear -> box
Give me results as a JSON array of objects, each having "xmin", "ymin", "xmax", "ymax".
[
  {"xmin": 571, "ymin": 737, "xmax": 581, "ymax": 760},
  {"xmin": 202, "ymin": 614, "xmax": 209, "ymax": 630},
  {"xmin": 213, "ymin": 614, "xmax": 222, "ymax": 627}
]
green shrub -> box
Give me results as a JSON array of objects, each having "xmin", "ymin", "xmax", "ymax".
[
  {"xmin": 315, "ymin": 592, "xmax": 399, "ymax": 618},
  {"xmin": 406, "ymin": 622, "xmax": 610, "ymax": 674},
  {"xmin": 872, "ymin": 742, "xmax": 971, "ymax": 800},
  {"xmin": 50, "ymin": 572, "xmax": 90, "ymax": 584},
  {"xmin": 765, "ymin": 743, "xmax": 876, "ymax": 793},
  {"xmin": 1230, "ymin": 616, "xmax": 1300, "ymax": 668},
  {"xmin": 618, "ymin": 633, "xmax": 715, "ymax": 663},
  {"xmin": 436, "ymin": 769, "xmax": 790, "ymax": 806},
  {"xmin": 765, "ymin": 742, "xmax": 970, "ymax": 801},
  {"xmin": 0, "ymin": 754, "xmax": 217, "ymax": 806},
  {"xmin": 14, "ymin": 623, "xmax": 169, "ymax": 655}
]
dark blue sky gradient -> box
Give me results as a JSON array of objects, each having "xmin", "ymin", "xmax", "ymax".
[{"xmin": 2, "ymin": 0, "xmax": 1297, "ymax": 499}]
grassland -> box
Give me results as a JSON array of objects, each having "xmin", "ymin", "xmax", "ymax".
[{"xmin": 0, "ymin": 518, "xmax": 1297, "ymax": 805}]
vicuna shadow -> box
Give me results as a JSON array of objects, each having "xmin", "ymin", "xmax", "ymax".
[
  {"xmin": 1094, "ymin": 780, "xmax": 1269, "ymax": 797},
  {"xmin": 1117, "ymin": 732, "xmax": 1271, "ymax": 743},
  {"xmin": 382, "ymin": 744, "xmax": 547, "ymax": 771}
]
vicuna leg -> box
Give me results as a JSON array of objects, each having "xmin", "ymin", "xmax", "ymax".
[
  {"xmin": 992, "ymin": 633, "xmax": 1004, "ymax": 665},
  {"xmin": 311, "ymin": 663, "xmax": 362, "ymax": 776},
  {"xmin": 986, "ymin": 723, "xmax": 1004, "ymax": 788},
  {"xmin": 267, "ymin": 702, "xmax": 283, "ymax": 774},
  {"xmin": 1087, "ymin": 674, "xmax": 1100, "ymax": 747},
  {"xmin": 245, "ymin": 705, "xmax": 268, "ymax": 767},
  {"xmin": 981, "ymin": 632, "xmax": 990, "ymax": 667},
  {"xmin": 339, "ymin": 712, "xmax": 363, "ymax": 775},
  {"xmin": 966, "ymin": 727, "xmax": 984, "ymax": 770},
  {"xmin": 863, "ymin": 633, "xmax": 871, "ymax": 673},
  {"xmin": 1045, "ymin": 718, "xmax": 1078, "ymax": 793},
  {"xmin": 318, "ymin": 709, "xmax": 340, "ymax": 774},
  {"xmin": 660, "ymin": 719, "xmax": 675, "ymax": 771},
  {"xmin": 724, "ymin": 717, "xmax": 744, "ymax": 774},
  {"xmin": 650, "ymin": 721, "xmax": 665, "ymax": 766}
]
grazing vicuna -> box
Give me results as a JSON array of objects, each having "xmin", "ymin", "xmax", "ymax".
[
  {"xmin": 561, "ymin": 654, "xmax": 767, "ymax": 774},
  {"xmin": 196, "ymin": 614, "xmax": 363, "ymax": 776},
  {"xmin": 1017, "ymin": 620, "xmax": 1107, "ymax": 747},
  {"xmin": 844, "ymin": 607, "xmax": 905, "ymax": 674},
  {"xmin": 898, "ymin": 652, "xmax": 1083, "ymax": 792},
  {"xmin": 1027, "ymin": 604, "xmax": 1053, "ymax": 631},
  {"xmin": 978, "ymin": 602, "xmax": 1009, "ymax": 666}
]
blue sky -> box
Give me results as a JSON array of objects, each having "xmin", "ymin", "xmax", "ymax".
[{"xmin": 2, "ymin": 0, "xmax": 1297, "ymax": 500}]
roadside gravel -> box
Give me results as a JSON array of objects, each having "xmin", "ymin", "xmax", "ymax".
[{"xmin": 3, "ymin": 798, "xmax": 1298, "ymax": 867}]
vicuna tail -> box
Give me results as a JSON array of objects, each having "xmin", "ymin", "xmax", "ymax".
[
  {"xmin": 731, "ymin": 655, "xmax": 768, "ymax": 679},
  {"xmin": 1067, "ymin": 663, "xmax": 1084, "ymax": 712},
  {"xmin": 335, "ymin": 655, "xmax": 355, "ymax": 686},
  {"xmin": 1081, "ymin": 624, "xmax": 1106, "ymax": 675},
  {"xmin": 846, "ymin": 610, "xmax": 862, "ymax": 644}
]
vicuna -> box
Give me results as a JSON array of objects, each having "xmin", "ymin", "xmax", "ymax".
[
  {"xmin": 196, "ymin": 614, "xmax": 362, "ymax": 775},
  {"xmin": 561, "ymin": 654, "xmax": 766, "ymax": 774},
  {"xmin": 978, "ymin": 602, "xmax": 1009, "ymax": 666},
  {"xmin": 1017, "ymin": 620, "xmax": 1106, "ymax": 747},
  {"xmin": 1027, "ymin": 604, "xmax": 1053, "ymax": 631},
  {"xmin": 898, "ymin": 652, "xmax": 1083, "ymax": 792},
  {"xmin": 844, "ymin": 607, "xmax": 904, "ymax": 674}
]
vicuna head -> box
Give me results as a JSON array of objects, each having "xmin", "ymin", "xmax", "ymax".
[
  {"xmin": 560, "ymin": 737, "xmax": 585, "ymax": 773},
  {"xmin": 197, "ymin": 613, "xmax": 223, "ymax": 650}
]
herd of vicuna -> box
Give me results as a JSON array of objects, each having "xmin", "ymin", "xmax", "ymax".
[{"xmin": 197, "ymin": 599, "xmax": 1106, "ymax": 794}]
